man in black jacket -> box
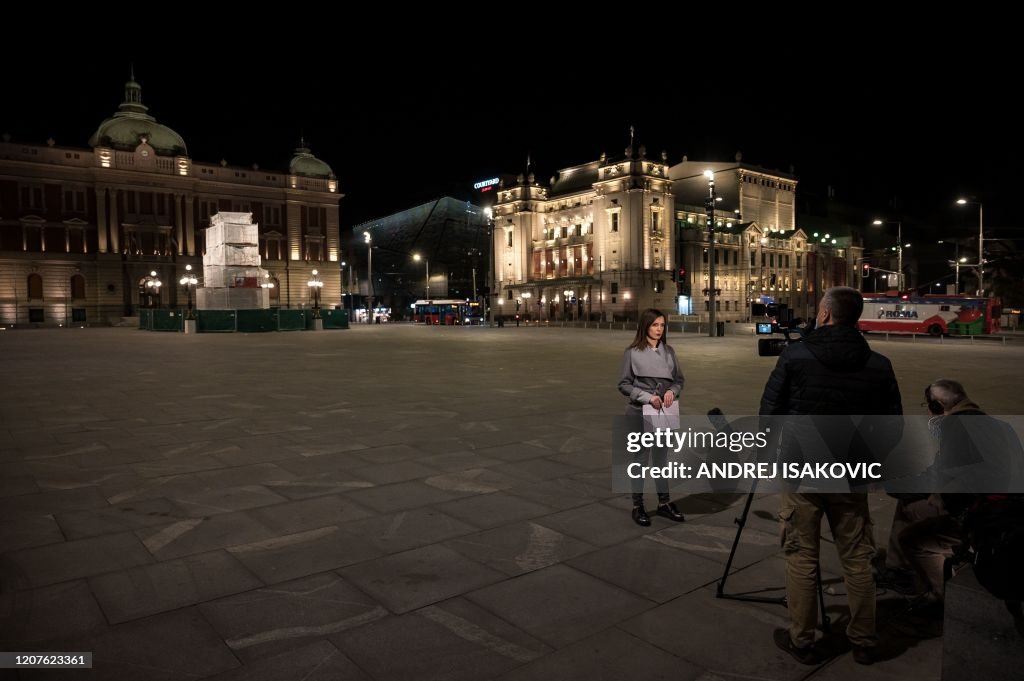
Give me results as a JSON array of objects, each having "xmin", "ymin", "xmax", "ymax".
[{"xmin": 760, "ymin": 287, "xmax": 902, "ymax": 666}]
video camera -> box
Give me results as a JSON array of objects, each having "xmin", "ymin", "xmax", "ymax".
[{"xmin": 755, "ymin": 303, "xmax": 812, "ymax": 357}]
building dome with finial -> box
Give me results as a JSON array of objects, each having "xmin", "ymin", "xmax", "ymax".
[
  {"xmin": 289, "ymin": 141, "xmax": 334, "ymax": 179},
  {"xmin": 88, "ymin": 71, "xmax": 188, "ymax": 156}
]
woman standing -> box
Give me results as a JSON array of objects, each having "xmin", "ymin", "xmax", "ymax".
[{"xmin": 618, "ymin": 308, "xmax": 686, "ymax": 526}]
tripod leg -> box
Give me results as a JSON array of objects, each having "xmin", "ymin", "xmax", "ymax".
[{"xmin": 717, "ymin": 483, "xmax": 757, "ymax": 597}]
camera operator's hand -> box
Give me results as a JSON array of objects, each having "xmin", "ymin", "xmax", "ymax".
[
  {"xmin": 663, "ymin": 392, "xmax": 674, "ymax": 409},
  {"xmin": 649, "ymin": 395, "xmax": 663, "ymax": 410}
]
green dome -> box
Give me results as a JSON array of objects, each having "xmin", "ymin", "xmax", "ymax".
[
  {"xmin": 289, "ymin": 144, "xmax": 334, "ymax": 178},
  {"xmin": 88, "ymin": 78, "xmax": 188, "ymax": 156}
]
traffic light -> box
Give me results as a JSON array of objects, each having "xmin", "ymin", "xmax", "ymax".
[{"xmin": 861, "ymin": 262, "xmax": 870, "ymax": 278}]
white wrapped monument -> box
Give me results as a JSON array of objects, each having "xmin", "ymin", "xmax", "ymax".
[{"xmin": 195, "ymin": 212, "xmax": 270, "ymax": 310}]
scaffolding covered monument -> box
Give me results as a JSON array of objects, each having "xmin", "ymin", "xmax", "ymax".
[{"xmin": 196, "ymin": 212, "xmax": 270, "ymax": 310}]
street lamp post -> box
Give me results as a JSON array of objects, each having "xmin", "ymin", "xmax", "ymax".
[
  {"xmin": 413, "ymin": 253, "xmax": 430, "ymax": 300},
  {"xmin": 937, "ymin": 240, "xmax": 967, "ymax": 294},
  {"xmin": 179, "ymin": 264, "xmax": 197, "ymax": 320},
  {"xmin": 872, "ymin": 220, "xmax": 908, "ymax": 290},
  {"xmin": 307, "ymin": 269, "xmax": 323, "ymax": 327},
  {"xmin": 363, "ymin": 231, "xmax": 373, "ymax": 323},
  {"xmin": 484, "ymin": 207, "xmax": 493, "ymax": 326},
  {"xmin": 956, "ymin": 198, "xmax": 984, "ymax": 296},
  {"xmin": 704, "ymin": 170, "xmax": 719, "ymax": 337},
  {"xmin": 342, "ymin": 260, "xmax": 350, "ymax": 311},
  {"xmin": 564, "ymin": 289, "xmax": 573, "ymax": 322},
  {"xmin": 145, "ymin": 270, "xmax": 162, "ymax": 308},
  {"xmin": 260, "ymin": 272, "xmax": 275, "ymax": 297}
]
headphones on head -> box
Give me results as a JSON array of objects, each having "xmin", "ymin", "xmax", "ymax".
[{"xmin": 924, "ymin": 386, "xmax": 944, "ymax": 415}]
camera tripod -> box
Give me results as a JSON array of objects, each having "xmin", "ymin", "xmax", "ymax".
[{"xmin": 708, "ymin": 410, "xmax": 830, "ymax": 632}]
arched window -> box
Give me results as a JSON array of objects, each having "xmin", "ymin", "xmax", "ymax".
[
  {"xmin": 27, "ymin": 273, "xmax": 43, "ymax": 299},
  {"xmin": 70, "ymin": 274, "xmax": 86, "ymax": 299}
]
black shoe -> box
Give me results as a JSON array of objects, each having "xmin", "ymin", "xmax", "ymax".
[
  {"xmin": 773, "ymin": 628, "xmax": 819, "ymax": 666},
  {"xmin": 852, "ymin": 645, "xmax": 876, "ymax": 665},
  {"xmin": 632, "ymin": 504, "xmax": 651, "ymax": 527},
  {"xmin": 656, "ymin": 502, "xmax": 685, "ymax": 522}
]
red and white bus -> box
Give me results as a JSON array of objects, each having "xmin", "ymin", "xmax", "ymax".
[
  {"xmin": 859, "ymin": 294, "xmax": 1002, "ymax": 336},
  {"xmin": 413, "ymin": 299, "xmax": 482, "ymax": 325}
]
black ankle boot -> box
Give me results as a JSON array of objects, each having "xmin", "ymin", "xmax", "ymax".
[
  {"xmin": 656, "ymin": 501, "xmax": 685, "ymax": 522},
  {"xmin": 632, "ymin": 504, "xmax": 651, "ymax": 527}
]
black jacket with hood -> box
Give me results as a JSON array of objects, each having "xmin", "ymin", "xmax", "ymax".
[{"xmin": 759, "ymin": 324, "xmax": 902, "ymax": 416}]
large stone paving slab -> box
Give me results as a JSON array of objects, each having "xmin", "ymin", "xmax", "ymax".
[
  {"xmin": 644, "ymin": 517, "xmax": 781, "ymax": 568},
  {"xmin": 423, "ymin": 466, "xmax": 524, "ymax": 494},
  {"xmin": 336, "ymin": 508, "xmax": 478, "ymax": 555},
  {"xmin": 433, "ymin": 491, "xmax": 557, "ymax": 529},
  {"xmin": 27, "ymin": 607, "xmax": 239, "ymax": 681},
  {"xmin": 503, "ymin": 476, "xmax": 618, "ymax": 511},
  {"xmin": 443, "ymin": 521, "xmax": 596, "ymax": 577},
  {"xmin": 199, "ymin": 572, "xmax": 388, "ymax": 663},
  {"xmin": 168, "ymin": 484, "xmax": 290, "ymax": 517},
  {"xmin": 567, "ymin": 536, "xmax": 725, "ymax": 603},
  {"xmin": 53, "ymin": 497, "xmax": 186, "ymax": 540},
  {"xmin": 227, "ymin": 526, "xmax": 382, "ymax": 584},
  {"xmin": 8, "ymin": 532, "xmax": 153, "ymax": 588},
  {"xmin": 200, "ymin": 640, "xmax": 371, "ymax": 681},
  {"xmin": 344, "ymin": 479, "xmax": 475, "ymax": 513},
  {"xmin": 245, "ymin": 494, "xmax": 374, "ymax": 535},
  {"xmin": 331, "ymin": 598, "xmax": 552, "ymax": 681},
  {"xmin": 0, "ymin": 511, "xmax": 65, "ymax": 553},
  {"xmin": 532, "ymin": 501, "xmax": 659, "ymax": 547},
  {"xmin": 350, "ymin": 459, "xmax": 438, "ymax": 485},
  {"xmin": 134, "ymin": 510, "xmax": 277, "ymax": 561},
  {"xmin": 495, "ymin": 627, "xmax": 702, "ymax": 681},
  {"xmin": 263, "ymin": 470, "xmax": 375, "ymax": 500},
  {"xmin": 619, "ymin": 588, "xmax": 805, "ymax": 681},
  {"xmin": 466, "ymin": 563, "xmax": 653, "ymax": 648},
  {"xmin": 339, "ymin": 544, "xmax": 505, "ymax": 614},
  {"xmin": 88, "ymin": 549, "xmax": 263, "ymax": 624},
  {"xmin": 0, "ymin": 486, "xmax": 109, "ymax": 515},
  {"xmin": 0, "ymin": 580, "xmax": 106, "ymax": 645}
]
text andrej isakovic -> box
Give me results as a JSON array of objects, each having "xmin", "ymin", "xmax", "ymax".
[{"xmin": 625, "ymin": 428, "xmax": 883, "ymax": 480}]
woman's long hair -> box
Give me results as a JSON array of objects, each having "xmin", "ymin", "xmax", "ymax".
[{"xmin": 629, "ymin": 308, "xmax": 667, "ymax": 351}]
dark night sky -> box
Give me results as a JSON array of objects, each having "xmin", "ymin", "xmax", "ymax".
[{"xmin": 3, "ymin": 36, "xmax": 1015, "ymax": 245}]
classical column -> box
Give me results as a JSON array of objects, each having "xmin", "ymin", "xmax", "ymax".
[
  {"xmin": 109, "ymin": 189, "xmax": 120, "ymax": 253},
  {"xmin": 174, "ymin": 193, "xmax": 184, "ymax": 255},
  {"xmin": 96, "ymin": 188, "xmax": 109, "ymax": 253},
  {"xmin": 184, "ymin": 195, "xmax": 195, "ymax": 255}
]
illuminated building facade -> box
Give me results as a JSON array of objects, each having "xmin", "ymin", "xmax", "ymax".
[{"xmin": 0, "ymin": 75, "xmax": 341, "ymax": 326}]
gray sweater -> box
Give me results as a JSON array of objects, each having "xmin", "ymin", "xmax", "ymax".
[{"xmin": 618, "ymin": 344, "xmax": 684, "ymax": 414}]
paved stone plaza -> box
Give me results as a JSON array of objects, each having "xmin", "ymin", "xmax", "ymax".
[{"xmin": 1, "ymin": 325, "xmax": 1022, "ymax": 680}]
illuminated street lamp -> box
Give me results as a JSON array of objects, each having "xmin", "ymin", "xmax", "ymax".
[
  {"xmin": 364, "ymin": 231, "xmax": 373, "ymax": 323},
  {"xmin": 144, "ymin": 270, "xmax": 162, "ymax": 308},
  {"xmin": 413, "ymin": 253, "xmax": 430, "ymax": 300},
  {"xmin": 704, "ymin": 169, "xmax": 721, "ymax": 337},
  {"xmin": 956, "ymin": 198, "xmax": 984, "ymax": 295},
  {"xmin": 307, "ymin": 268, "xmax": 323, "ymax": 318},
  {"xmin": 178, "ymin": 264, "xmax": 197, "ymax": 319}
]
